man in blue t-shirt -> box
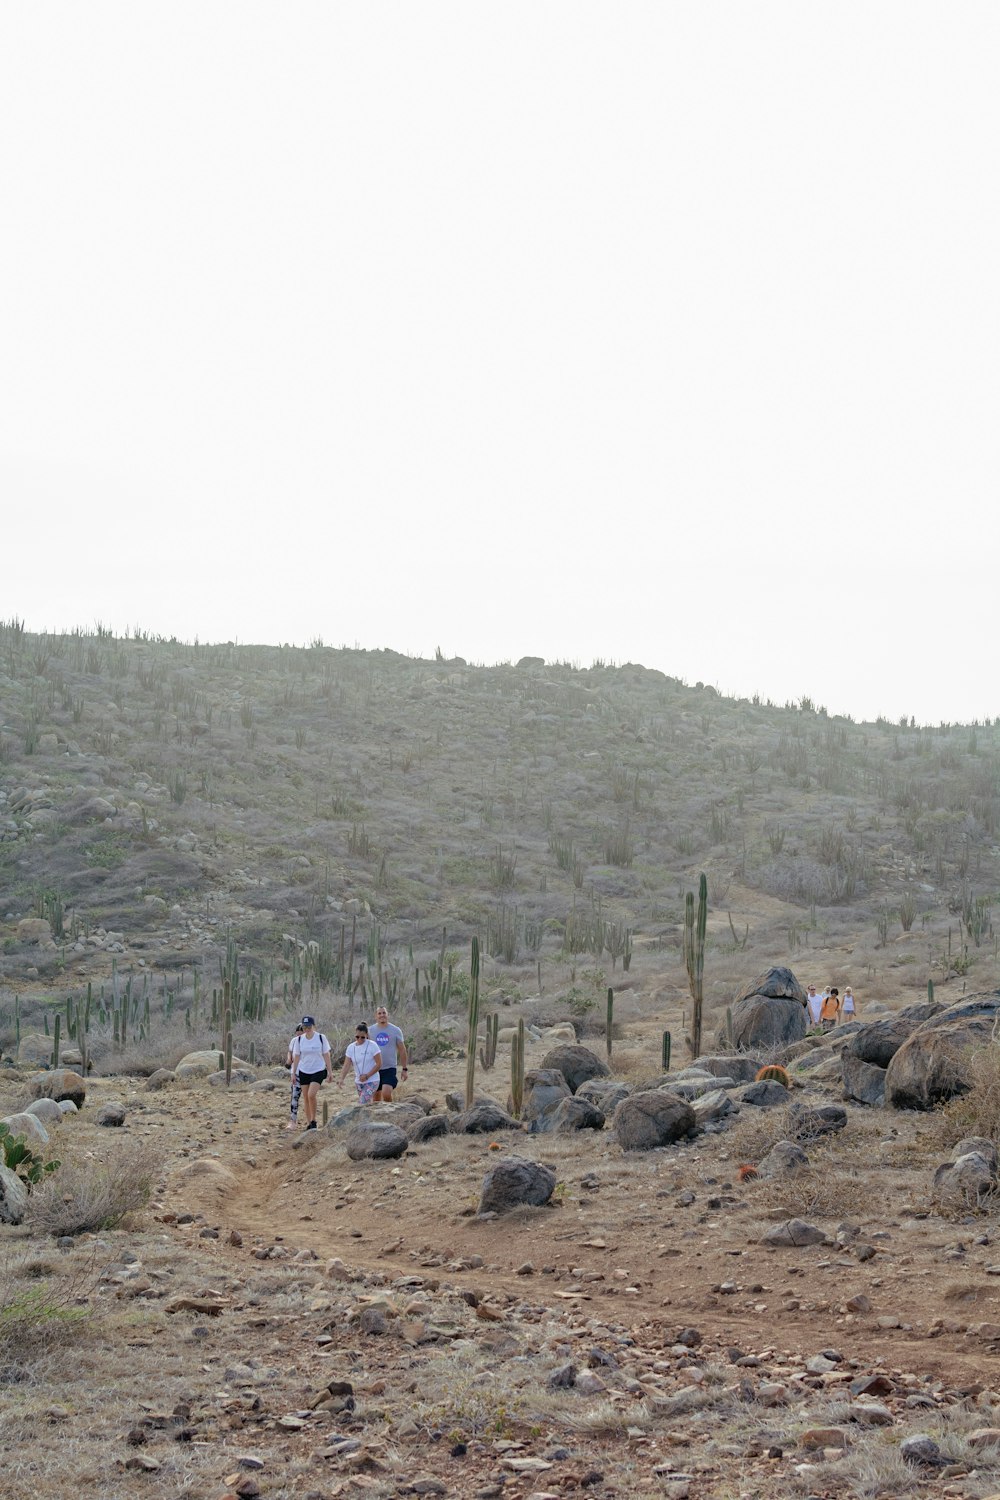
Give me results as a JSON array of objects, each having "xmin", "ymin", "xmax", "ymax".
[{"xmin": 372, "ymin": 1005, "xmax": 409, "ymax": 1102}]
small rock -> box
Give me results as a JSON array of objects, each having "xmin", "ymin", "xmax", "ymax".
[{"xmin": 900, "ymin": 1434, "xmax": 945, "ymax": 1466}]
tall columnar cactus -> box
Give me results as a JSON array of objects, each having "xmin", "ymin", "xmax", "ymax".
[
  {"xmin": 479, "ymin": 1012, "xmax": 498, "ymax": 1071},
  {"xmin": 606, "ymin": 988, "xmax": 615, "ymax": 1059},
  {"xmin": 661, "ymin": 1030, "xmax": 671, "ymax": 1072},
  {"xmin": 14, "ymin": 996, "xmax": 20, "ymax": 1054},
  {"xmin": 928, "ymin": 978, "xmax": 935, "ymax": 1004},
  {"xmin": 224, "ymin": 1030, "xmax": 233, "ymax": 1086},
  {"xmin": 511, "ymin": 1016, "xmax": 525, "ymax": 1118},
  {"xmin": 464, "ymin": 936, "xmax": 480, "ymax": 1110},
  {"xmin": 684, "ymin": 873, "xmax": 708, "ymax": 1058},
  {"xmin": 52, "ymin": 1013, "xmax": 61, "ymax": 1069}
]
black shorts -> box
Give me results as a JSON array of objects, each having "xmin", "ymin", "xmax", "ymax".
[
  {"xmin": 298, "ymin": 1069, "xmax": 326, "ymax": 1087},
  {"xmin": 378, "ymin": 1067, "xmax": 398, "ymax": 1089}
]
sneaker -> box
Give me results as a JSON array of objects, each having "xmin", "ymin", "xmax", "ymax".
[{"xmin": 305, "ymin": 1121, "xmax": 317, "ymax": 1130}]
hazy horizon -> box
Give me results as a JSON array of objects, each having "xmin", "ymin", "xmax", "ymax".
[{"xmin": 3, "ymin": 5, "xmax": 997, "ymax": 728}]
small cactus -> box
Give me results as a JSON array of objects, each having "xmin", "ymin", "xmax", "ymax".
[
  {"xmin": 737, "ymin": 1163, "xmax": 759, "ymax": 1182},
  {"xmin": 606, "ymin": 988, "xmax": 614, "ymax": 1060},
  {"xmin": 661, "ymin": 1030, "xmax": 672, "ymax": 1072},
  {"xmin": 479, "ymin": 1012, "xmax": 499, "ymax": 1071},
  {"xmin": 511, "ymin": 1016, "xmax": 525, "ymax": 1118},
  {"xmin": 755, "ymin": 1064, "xmax": 790, "ymax": 1087}
]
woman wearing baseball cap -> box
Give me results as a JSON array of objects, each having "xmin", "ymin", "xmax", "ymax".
[{"xmin": 290, "ymin": 1017, "xmax": 332, "ymax": 1131}]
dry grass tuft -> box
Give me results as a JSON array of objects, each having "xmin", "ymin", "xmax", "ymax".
[
  {"xmin": 24, "ymin": 1138, "xmax": 161, "ymax": 1236},
  {"xmin": 938, "ymin": 1043, "xmax": 1000, "ymax": 1149},
  {"xmin": 0, "ymin": 1246, "xmax": 103, "ymax": 1362}
]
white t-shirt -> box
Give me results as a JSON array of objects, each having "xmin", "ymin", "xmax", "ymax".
[
  {"xmin": 344, "ymin": 1039, "xmax": 381, "ymax": 1084},
  {"xmin": 292, "ymin": 1031, "xmax": 330, "ymax": 1076},
  {"xmin": 806, "ymin": 993, "xmax": 823, "ymax": 1025}
]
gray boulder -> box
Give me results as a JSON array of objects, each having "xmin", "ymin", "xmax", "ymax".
[
  {"xmin": 30, "ymin": 1069, "xmax": 87, "ymax": 1109},
  {"xmin": 690, "ymin": 1088, "xmax": 737, "ymax": 1125},
  {"xmin": 96, "ymin": 1102, "xmax": 126, "ymax": 1127},
  {"xmin": 757, "ymin": 1140, "xmax": 809, "ymax": 1178},
  {"xmin": 407, "ymin": 1114, "xmax": 449, "ymax": 1143},
  {"xmin": 345, "ymin": 1123, "xmax": 408, "ymax": 1160},
  {"xmin": 25, "ymin": 1097, "xmax": 63, "ymax": 1125},
  {"xmin": 697, "ymin": 1054, "xmax": 759, "ymax": 1083},
  {"xmin": 954, "ymin": 1137, "xmax": 999, "ymax": 1172},
  {"xmin": 451, "ymin": 1101, "xmax": 520, "ymax": 1134},
  {"xmin": 761, "ymin": 1218, "xmax": 828, "ymax": 1247},
  {"xmin": 788, "ymin": 1102, "xmax": 848, "ymax": 1138},
  {"xmin": 479, "ymin": 1157, "xmax": 556, "ymax": 1214},
  {"xmin": 737, "ymin": 1080, "xmax": 790, "ymax": 1108},
  {"xmin": 885, "ymin": 992, "xmax": 1000, "ymax": 1110},
  {"xmin": 932, "ymin": 1151, "xmax": 996, "ymax": 1207},
  {"xmin": 841, "ymin": 1051, "xmax": 888, "ymax": 1107},
  {"xmin": 0, "ymin": 1164, "xmax": 28, "ymax": 1225},
  {"xmin": 146, "ymin": 1069, "xmax": 177, "ymax": 1090},
  {"xmin": 530, "ymin": 1097, "xmax": 605, "ymax": 1135},
  {"xmin": 539, "ymin": 1044, "xmax": 610, "ymax": 1094},
  {"xmin": 613, "ymin": 1092, "xmax": 695, "ymax": 1151},
  {"xmin": 207, "ymin": 1068, "xmax": 256, "ymax": 1086},
  {"xmin": 734, "ymin": 966, "xmax": 807, "ymax": 1005},
  {"xmin": 522, "ymin": 1068, "xmax": 572, "ymax": 1124},
  {"xmin": 2, "ymin": 1112, "xmax": 49, "ymax": 1148},
  {"xmin": 729, "ymin": 994, "xmax": 806, "ymax": 1051},
  {"xmin": 576, "ymin": 1078, "xmax": 632, "ymax": 1112}
]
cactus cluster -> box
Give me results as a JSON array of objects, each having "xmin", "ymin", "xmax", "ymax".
[{"xmin": 479, "ymin": 1012, "xmax": 498, "ymax": 1071}]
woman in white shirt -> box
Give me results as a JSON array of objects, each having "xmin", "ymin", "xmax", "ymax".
[
  {"xmin": 339, "ymin": 1022, "xmax": 382, "ymax": 1105},
  {"xmin": 290, "ymin": 1016, "xmax": 332, "ymax": 1131}
]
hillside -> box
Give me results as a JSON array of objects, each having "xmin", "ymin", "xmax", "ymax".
[{"xmin": 1, "ymin": 618, "xmax": 998, "ymax": 1055}]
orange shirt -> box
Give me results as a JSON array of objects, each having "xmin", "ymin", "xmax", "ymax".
[{"xmin": 821, "ymin": 994, "xmax": 840, "ymax": 1021}]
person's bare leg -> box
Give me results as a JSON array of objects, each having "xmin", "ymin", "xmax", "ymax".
[
  {"xmin": 380, "ymin": 1083, "xmax": 394, "ymax": 1103},
  {"xmin": 304, "ymin": 1082, "xmax": 319, "ymax": 1126}
]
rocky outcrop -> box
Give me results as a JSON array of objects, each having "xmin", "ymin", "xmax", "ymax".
[
  {"xmin": 539, "ymin": 1044, "xmax": 610, "ymax": 1094},
  {"xmin": 723, "ymin": 967, "xmax": 807, "ymax": 1051},
  {"xmin": 885, "ymin": 991, "xmax": 1000, "ymax": 1110},
  {"xmin": 479, "ymin": 1156, "xmax": 556, "ymax": 1214},
  {"xmin": 613, "ymin": 1092, "xmax": 695, "ymax": 1151},
  {"xmin": 31, "ymin": 1069, "xmax": 87, "ymax": 1108}
]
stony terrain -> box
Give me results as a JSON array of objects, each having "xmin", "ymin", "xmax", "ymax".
[{"xmin": 4, "ymin": 624, "xmax": 1000, "ymax": 1498}]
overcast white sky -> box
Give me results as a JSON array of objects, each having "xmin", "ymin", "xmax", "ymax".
[{"xmin": 2, "ymin": 4, "xmax": 997, "ymax": 725}]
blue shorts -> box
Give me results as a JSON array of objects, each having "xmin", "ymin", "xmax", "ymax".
[{"xmin": 378, "ymin": 1067, "xmax": 398, "ymax": 1089}]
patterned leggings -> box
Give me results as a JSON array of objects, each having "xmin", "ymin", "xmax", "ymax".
[{"xmin": 289, "ymin": 1078, "xmax": 302, "ymax": 1119}]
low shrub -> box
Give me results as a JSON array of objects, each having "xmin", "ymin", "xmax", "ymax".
[{"xmin": 24, "ymin": 1140, "xmax": 160, "ymax": 1236}]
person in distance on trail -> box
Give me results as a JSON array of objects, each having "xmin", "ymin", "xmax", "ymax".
[
  {"xmin": 290, "ymin": 1016, "xmax": 332, "ymax": 1131},
  {"xmin": 339, "ymin": 1021, "xmax": 382, "ymax": 1105},
  {"xmin": 284, "ymin": 1023, "xmax": 305, "ymax": 1130},
  {"xmin": 805, "ymin": 985, "xmax": 823, "ymax": 1028},
  {"xmin": 842, "ymin": 985, "xmax": 857, "ymax": 1021},
  {"xmin": 371, "ymin": 1004, "xmax": 409, "ymax": 1103},
  {"xmin": 820, "ymin": 988, "xmax": 841, "ymax": 1031}
]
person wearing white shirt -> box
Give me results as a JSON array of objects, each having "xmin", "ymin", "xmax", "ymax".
[
  {"xmin": 290, "ymin": 1016, "xmax": 332, "ymax": 1131},
  {"xmin": 339, "ymin": 1021, "xmax": 383, "ymax": 1105}
]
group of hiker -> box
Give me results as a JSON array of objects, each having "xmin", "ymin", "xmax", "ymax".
[
  {"xmin": 282, "ymin": 1007, "xmax": 409, "ymax": 1131},
  {"xmin": 805, "ymin": 983, "xmax": 857, "ymax": 1030}
]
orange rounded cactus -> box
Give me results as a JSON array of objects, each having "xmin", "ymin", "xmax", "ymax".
[{"xmin": 754, "ymin": 1064, "xmax": 790, "ymax": 1088}]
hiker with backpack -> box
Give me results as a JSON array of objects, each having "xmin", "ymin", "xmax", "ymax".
[{"xmin": 289, "ymin": 1016, "xmax": 333, "ymax": 1131}]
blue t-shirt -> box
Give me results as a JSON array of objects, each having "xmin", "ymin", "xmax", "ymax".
[{"xmin": 373, "ymin": 1022, "xmax": 404, "ymax": 1068}]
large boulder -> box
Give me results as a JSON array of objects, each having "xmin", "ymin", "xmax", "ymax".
[
  {"xmin": 757, "ymin": 1140, "xmax": 809, "ymax": 1179},
  {"xmin": 0, "ymin": 1164, "xmax": 28, "ymax": 1225},
  {"xmin": 736, "ymin": 1080, "xmax": 790, "ymax": 1108},
  {"xmin": 479, "ymin": 1157, "xmax": 556, "ymax": 1214},
  {"xmin": 613, "ymin": 1092, "xmax": 695, "ymax": 1151},
  {"xmin": 576, "ymin": 1079, "xmax": 632, "ymax": 1113},
  {"xmin": 724, "ymin": 968, "xmax": 807, "ymax": 1051},
  {"xmin": 1, "ymin": 1112, "xmax": 49, "ymax": 1148},
  {"xmin": 16, "ymin": 1033, "xmax": 56, "ymax": 1066},
  {"xmin": 345, "ymin": 1123, "xmax": 408, "ymax": 1160},
  {"xmin": 539, "ymin": 1045, "xmax": 610, "ymax": 1094},
  {"xmin": 25, "ymin": 1097, "xmax": 63, "ymax": 1125},
  {"xmin": 697, "ymin": 1054, "xmax": 759, "ymax": 1083},
  {"xmin": 451, "ymin": 1101, "xmax": 520, "ymax": 1134},
  {"xmin": 31, "ymin": 1069, "xmax": 87, "ymax": 1108},
  {"xmin": 175, "ymin": 1050, "xmax": 252, "ymax": 1078},
  {"xmin": 521, "ymin": 1068, "xmax": 572, "ymax": 1124},
  {"xmin": 529, "ymin": 1097, "xmax": 606, "ymax": 1135},
  {"xmin": 407, "ymin": 1114, "xmax": 449, "ymax": 1143},
  {"xmin": 933, "ymin": 1151, "xmax": 996, "ymax": 1207},
  {"xmin": 841, "ymin": 1052, "xmax": 888, "ymax": 1107},
  {"xmin": 848, "ymin": 1007, "xmax": 943, "ymax": 1069},
  {"xmin": 885, "ymin": 992, "xmax": 1000, "ymax": 1110}
]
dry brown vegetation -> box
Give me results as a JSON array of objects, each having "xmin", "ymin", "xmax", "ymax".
[{"xmin": 4, "ymin": 624, "xmax": 1000, "ymax": 1498}]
